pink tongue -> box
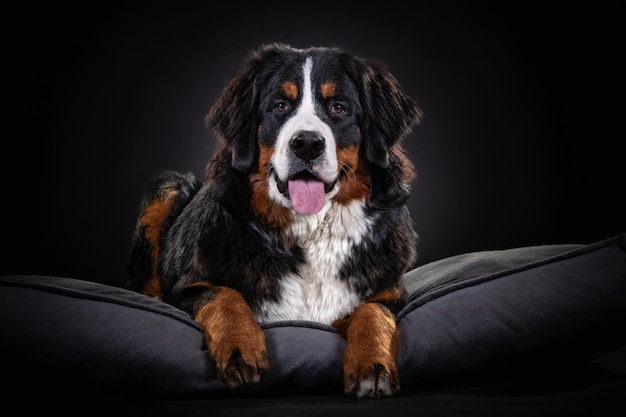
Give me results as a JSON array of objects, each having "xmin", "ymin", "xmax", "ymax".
[{"xmin": 288, "ymin": 178, "xmax": 326, "ymax": 214}]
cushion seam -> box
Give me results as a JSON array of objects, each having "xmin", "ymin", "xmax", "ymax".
[
  {"xmin": 397, "ymin": 233, "xmax": 626, "ymax": 322},
  {"xmin": 0, "ymin": 279, "xmax": 203, "ymax": 331}
]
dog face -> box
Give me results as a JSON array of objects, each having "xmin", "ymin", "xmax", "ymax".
[
  {"xmin": 264, "ymin": 56, "xmax": 348, "ymax": 214},
  {"xmin": 207, "ymin": 43, "xmax": 421, "ymax": 220}
]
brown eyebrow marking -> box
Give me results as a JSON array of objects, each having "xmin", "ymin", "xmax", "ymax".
[
  {"xmin": 282, "ymin": 81, "xmax": 298, "ymax": 100},
  {"xmin": 321, "ymin": 82, "xmax": 336, "ymax": 99}
]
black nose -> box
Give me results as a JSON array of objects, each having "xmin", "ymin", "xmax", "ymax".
[{"xmin": 290, "ymin": 131, "xmax": 325, "ymax": 162}]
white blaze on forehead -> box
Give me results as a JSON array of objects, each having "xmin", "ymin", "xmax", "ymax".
[{"xmin": 272, "ymin": 57, "xmax": 337, "ymax": 184}]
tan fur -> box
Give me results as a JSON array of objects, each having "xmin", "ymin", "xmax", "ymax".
[
  {"xmin": 335, "ymin": 145, "xmax": 371, "ymax": 205},
  {"xmin": 334, "ymin": 302, "xmax": 400, "ymax": 397},
  {"xmin": 137, "ymin": 189, "xmax": 179, "ymax": 298},
  {"xmin": 195, "ymin": 285, "xmax": 270, "ymax": 388},
  {"xmin": 250, "ymin": 144, "xmax": 293, "ymax": 230},
  {"xmin": 321, "ymin": 82, "xmax": 336, "ymax": 99},
  {"xmin": 282, "ymin": 81, "xmax": 299, "ymax": 101}
]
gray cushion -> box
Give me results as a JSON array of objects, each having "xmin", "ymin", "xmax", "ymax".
[{"xmin": 1, "ymin": 233, "xmax": 624, "ymax": 393}]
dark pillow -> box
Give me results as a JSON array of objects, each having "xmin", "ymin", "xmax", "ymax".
[{"xmin": 1, "ymin": 233, "xmax": 624, "ymax": 394}]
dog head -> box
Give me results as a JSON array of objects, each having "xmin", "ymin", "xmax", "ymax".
[{"xmin": 206, "ymin": 43, "xmax": 421, "ymax": 221}]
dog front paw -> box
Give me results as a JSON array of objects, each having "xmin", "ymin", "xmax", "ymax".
[
  {"xmin": 334, "ymin": 302, "xmax": 402, "ymax": 398},
  {"xmin": 195, "ymin": 286, "xmax": 270, "ymax": 389},
  {"xmin": 344, "ymin": 361, "xmax": 400, "ymax": 398},
  {"xmin": 211, "ymin": 339, "xmax": 270, "ymax": 389}
]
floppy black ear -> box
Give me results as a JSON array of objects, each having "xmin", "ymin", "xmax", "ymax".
[
  {"xmin": 359, "ymin": 59, "xmax": 422, "ymax": 168},
  {"xmin": 205, "ymin": 46, "xmax": 278, "ymax": 172}
]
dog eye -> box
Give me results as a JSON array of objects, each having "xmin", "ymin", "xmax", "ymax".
[
  {"xmin": 274, "ymin": 101, "xmax": 289, "ymax": 113},
  {"xmin": 331, "ymin": 102, "xmax": 346, "ymax": 114}
]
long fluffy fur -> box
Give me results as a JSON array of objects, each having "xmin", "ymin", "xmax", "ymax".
[{"xmin": 128, "ymin": 43, "xmax": 422, "ymax": 398}]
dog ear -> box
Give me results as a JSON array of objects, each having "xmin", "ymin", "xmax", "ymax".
[
  {"xmin": 206, "ymin": 48, "xmax": 268, "ymax": 173},
  {"xmin": 359, "ymin": 59, "xmax": 422, "ymax": 168}
]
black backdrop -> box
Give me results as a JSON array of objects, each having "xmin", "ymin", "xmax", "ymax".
[{"xmin": 4, "ymin": 2, "xmax": 622, "ymax": 287}]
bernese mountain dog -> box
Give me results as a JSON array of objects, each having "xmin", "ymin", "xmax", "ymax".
[{"xmin": 128, "ymin": 43, "xmax": 422, "ymax": 398}]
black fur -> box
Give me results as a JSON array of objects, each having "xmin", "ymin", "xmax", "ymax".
[{"xmin": 127, "ymin": 43, "xmax": 422, "ymax": 397}]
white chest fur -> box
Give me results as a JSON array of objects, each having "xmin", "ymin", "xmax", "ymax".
[{"xmin": 254, "ymin": 199, "xmax": 372, "ymax": 324}]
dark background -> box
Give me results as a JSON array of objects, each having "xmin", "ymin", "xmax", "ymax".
[{"xmin": 4, "ymin": 2, "xmax": 622, "ymax": 288}]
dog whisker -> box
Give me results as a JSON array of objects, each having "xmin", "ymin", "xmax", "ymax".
[{"xmin": 339, "ymin": 162, "xmax": 358, "ymax": 184}]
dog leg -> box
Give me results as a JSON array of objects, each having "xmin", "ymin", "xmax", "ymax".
[
  {"xmin": 334, "ymin": 302, "xmax": 401, "ymax": 398},
  {"xmin": 195, "ymin": 286, "xmax": 269, "ymax": 389}
]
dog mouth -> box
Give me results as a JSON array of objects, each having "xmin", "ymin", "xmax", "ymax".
[{"xmin": 275, "ymin": 172, "xmax": 337, "ymax": 214}]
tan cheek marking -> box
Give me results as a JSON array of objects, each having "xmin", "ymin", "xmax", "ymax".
[
  {"xmin": 137, "ymin": 189, "xmax": 179, "ymax": 298},
  {"xmin": 249, "ymin": 144, "xmax": 293, "ymax": 230},
  {"xmin": 335, "ymin": 145, "xmax": 370, "ymax": 204},
  {"xmin": 282, "ymin": 81, "xmax": 298, "ymax": 101},
  {"xmin": 321, "ymin": 82, "xmax": 336, "ymax": 99}
]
